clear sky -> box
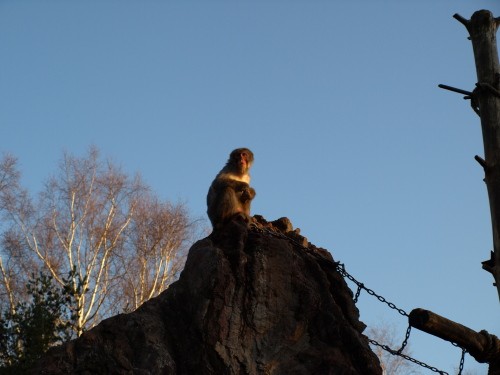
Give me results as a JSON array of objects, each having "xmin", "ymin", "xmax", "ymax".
[{"xmin": 1, "ymin": 1, "xmax": 499, "ymax": 373}]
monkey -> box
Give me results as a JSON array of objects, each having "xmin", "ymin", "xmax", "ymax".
[{"xmin": 207, "ymin": 148, "xmax": 256, "ymax": 230}]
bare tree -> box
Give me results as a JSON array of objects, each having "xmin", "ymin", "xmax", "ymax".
[
  {"xmin": 367, "ymin": 322, "xmax": 421, "ymax": 375},
  {"xmin": 119, "ymin": 195, "xmax": 191, "ymax": 311},
  {"xmin": 0, "ymin": 154, "xmax": 29, "ymax": 316},
  {"xmin": 0, "ymin": 147, "xmax": 194, "ymax": 336}
]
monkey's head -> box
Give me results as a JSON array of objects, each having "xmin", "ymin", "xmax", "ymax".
[{"xmin": 227, "ymin": 148, "xmax": 254, "ymax": 175}]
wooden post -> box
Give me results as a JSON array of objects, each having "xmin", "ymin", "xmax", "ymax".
[
  {"xmin": 409, "ymin": 308, "xmax": 500, "ymax": 374},
  {"xmin": 454, "ymin": 10, "xmax": 500, "ymax": 301},
  {"xmin": 409, "ymin": 11, "xmax": 500, "ymax": 374}
]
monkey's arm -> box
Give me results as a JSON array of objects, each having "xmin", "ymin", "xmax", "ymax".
[
  {"xmin": 207, "ymin": 178, "xmax": 248, "ymax": 225},
  {"xmin": 223, "ymin": 180, "xmax": 255, "ymax": 203},
  {"xmin": 241, "ymin": 186, "xmax": 256, "ymax": 202}
]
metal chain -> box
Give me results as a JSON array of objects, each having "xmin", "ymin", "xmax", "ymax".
[
  {"xmin": 353, "ymin": 283, "xmax": 363, "ymax": 303},
  {"xmin": 250, "ymin": 225, "xmax": 466, "ymax": 375},
  {"xmin": 368, "ymin": 338, "xmax": 449, "ymax": 375},
  {"xmin": 335, "ymin": 262, "xmax": 409, "ymax": 317},
  {"xmin": 250, "ymin": 226, "xmax": 407, "ymax": 316},
  {"xmin": 397, "ymin": 324, "xmax": 412, "ymax": 354},
  {"xmin": 457, "ymin": 348, "xmax": 467, "ymax": 375}
]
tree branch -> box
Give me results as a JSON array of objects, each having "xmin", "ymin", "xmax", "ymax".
[
  {"xmin": 475, "ymin": 155, "xmax": 488, "ymax": 170},
  {"xmin": 453, "ymin": 13, "xmax": 471, "ymax": 32},
  {"xmin": 438, "ymin": 84, "xmax": 473, "ymax": 96}
]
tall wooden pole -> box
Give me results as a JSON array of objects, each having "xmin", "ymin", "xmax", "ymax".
[
  {"xmin": 454, "ymin": 10, "xmax": 500, "ymax": 301},
  {"xmin": 408, "ymin": 12, "xmax": 500, "ymax": 375}
]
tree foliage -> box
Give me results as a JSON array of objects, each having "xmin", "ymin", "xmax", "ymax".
[
  {"xmin": 0, "ymin": 272, "xmax": 76, "ymax": 372},
  {"xmin": 0, "ymin": 147, "xmax": 195, "ymax": 338}
]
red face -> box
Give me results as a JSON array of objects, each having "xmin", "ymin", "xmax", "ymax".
[
  {"xmin": 230, "ymin": 148, "xmax": 254, "ymax": 172},
  {"xmin": 239, "ymin": 151, "xmax": 249, "ymax": 168}
]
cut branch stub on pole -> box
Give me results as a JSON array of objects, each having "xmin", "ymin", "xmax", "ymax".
[
  {"xmin": 438, "ymin": 83, "xmax": 481, "ymax": 116},
  {"xmin": 455, "ymin": 10, "xmax": 500, "ymax": 301},
  {"xmin": 475, "ymin": 154, "xmax": 488, "ymax": 170},
  {"xmin": 409, "ymin": 308, "xmax": 500, "ymax": 365},
  {"xmin": 438, "ymin": 84, "xmax": 473, "ymax": 96}
]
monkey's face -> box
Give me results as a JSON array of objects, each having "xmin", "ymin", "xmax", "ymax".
[{"xmin": 230, "ymin": 148, "xmax": 254, "ymax": 173}]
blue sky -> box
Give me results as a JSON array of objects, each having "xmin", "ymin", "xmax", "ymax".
[{"xmin": 1, "ymin": 1, "xmax": 499, "ymax": 373}]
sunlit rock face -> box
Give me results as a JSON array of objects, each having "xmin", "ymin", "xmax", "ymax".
[{"xmin": 32, "ymin": 216, "xmax": 382, "ymax": 375}]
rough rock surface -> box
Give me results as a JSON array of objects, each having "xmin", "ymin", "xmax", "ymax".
[{"xmin": 32, "ymin": 216, "xmax": 382, "ymax": 374}]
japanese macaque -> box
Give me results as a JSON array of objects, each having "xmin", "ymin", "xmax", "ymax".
[{"xmin": 207, "ymin": 148, "xmax": 256, "ymax": 230}]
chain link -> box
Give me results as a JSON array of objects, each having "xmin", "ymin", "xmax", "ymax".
[
  {"xmin": 353, "ymin": 283, "xmax": 363, "ymax": 303},
  {"xmin": 397, "ymin": 325, "xmax": 412, "ymax": 354},
  {"xmin": 335, "ymin": 262, "xmax": 409, "ymax": 317},
  {"xmin": 457, "ymin": 348, "xmax": 467, "ymax": 375},
  {"xmin": 368, "ymin": 338, "xmax": 449, "ymax": 374},
  {"xmin": 250, "ymin": 225, "xmax": 467, "ymax": 375}
]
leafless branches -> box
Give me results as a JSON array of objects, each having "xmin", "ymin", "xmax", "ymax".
[{"xmin": 0, "ymin": 147, "xmax": 195, "ymax": 336}]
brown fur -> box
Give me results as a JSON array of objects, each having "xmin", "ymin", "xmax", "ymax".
[{"xmin": 207, "ymin": 148, "xmax": 256, "ymax": 230}]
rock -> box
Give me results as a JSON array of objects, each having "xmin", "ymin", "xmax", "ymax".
[{"xmin": 31, "ymin": 216, "xmax": 382, "ymax": 375}]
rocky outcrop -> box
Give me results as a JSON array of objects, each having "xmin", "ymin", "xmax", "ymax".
[{"xmin": 32, "ymin": 216, "xmax": 382, "ymax": 374}]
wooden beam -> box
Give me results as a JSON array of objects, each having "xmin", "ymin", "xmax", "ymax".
[{"xmin": 409, "ymin": 308, "xmax": 500, "ymax": 364}]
